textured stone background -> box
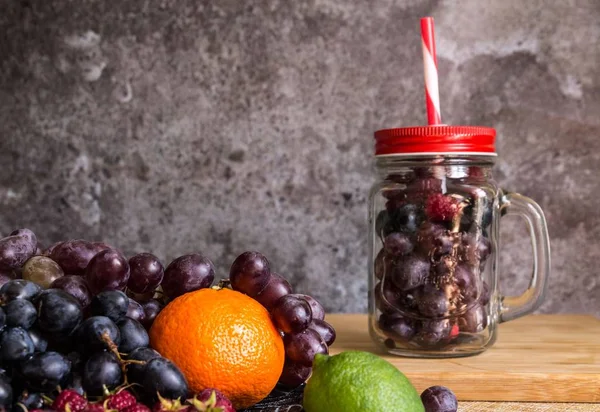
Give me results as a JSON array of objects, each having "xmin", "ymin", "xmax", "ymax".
[{"xmin": 0, "ymin": 0, "xmax": 598, "ymax": 315}]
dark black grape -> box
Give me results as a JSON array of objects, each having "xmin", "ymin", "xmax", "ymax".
[
  {"xmin": 0, "ymin": 232, "xmax": 37, "ymax": 271},
  {"xmin": 378, "ymin": 313, "xmax": 416, "ymax": 342},
  {"xmin": 15, "ymin": 390, "xmax": 43, "ymax": 411},
  {"xmin": 461, "ymin": 233, "xmax": 491, "ymax": 265},
  {"xmin": 27, "ymin": 328, "xmax": 48, "ymax": 353},
  {"xmin": 375, "ymin": 210, "xmax": 391, "ymax": 239},
  {"xmin": 50, "ymin": 276, "xmax": 92, "ymax": 308},
  {"xmin": 482, "ymin": 200, "xmax": 494, "ymax": 228},
  {"xmin": 116, "ymin": 318, "xmax": 149, "ymax": 353},
  {"xmin": 374, "ymin": 281, "xmax": 400, "ymax": 314},
  {"xmin": 430, "ymin": 231, "xmax": 456, "ymax": 258},
  {"xmin": 284, "ymin": 329, "xmax": 328, "ymax": 366},
  {"xmin": 82, "ymin": 352, "xmax": 122, "ymax": 396},
  {"xmin": 85, "ymin": 249, "xmax": 130, "ymax": 294},
  {"xmin": 307, "ymin": 319, "xmax": 336, "ymax": 346},
  {"xmin": 65, "ymin": 351, "xmax": 83, "ymax": 371},
  {"xmin": 65, "ymin": 372, "xmax": 85, "ymax": 396},
  {"xmin": 142, "ymin": 357, "xmax": 189, "ymax": 401},
  {"xmin": 278, "ymin": 359, "xmax": 311, "ymax": 389},
  {"xmin": 421, "ymin": 385, "xmax": 458, "ymax": 412},
  {"xmin": 408, "ymin": 172, "xmax": 443, "ymax": 187},
  {"xmin": 4, "ymin": 300, "xmax": 36, "ymax": 329},
  {"xmin": 433, "ymin": 255, "xmax": 456, "ymax": 279},
  {"xmin": 391, "ymin": 256, "xmax": 429, "ymax": 291},
  {"xmin": 400, "ymin": 290, "xmax": 419, "ymax": 312},
  {"xmin": 0, "ymin": 328, "xmax": 34, "ymax": 362},
  {"xmin": 416, "ymin": 223, "xmax": 445, "ymax": 255},
  {"xmin": 458, "ymin": 304, "xmax": 488, "ymax": 333},
  {"xmin": 126, "ymin": 347, "xmax": 161, "ymax": 384},
  {"xmin": 229, "ymin": 252, "xmax": 270, "ymax": 298},
  {"xmin": 0, "ymin": 374, "xmax": 11, "ymax": 408},
  {"xmin": 35, "ymin": 289, "xmax": 82, "ymax": 335},
  {"xmin": 414, "ymin": 319, "xmax": 452, "ymax": 348},
  {"xmin": 49, "ymin": 240, "xmax": 109, "ymax": 276},
  {"xmin": 0, "ymin": 308, "xmax": 5, "ymax": 334},
  {"xmin": 20, "ymin": 351, "xmax": 71, "ymax": 392},
  {"xmin": 126, "ymin": 299, "xmax": 145, "ymax": 323},
  {"xmin": 0, "ymin": 280, "xmax": 41, "ymax": 303},
  {"xmin": 383, "ymin": 233, "xmax": 414, "ymax": 256},
  {"xmin": 294, "ymin": 294, "xmax": 325, "ymax": 321},
  {"xmin": 417, "ymin": 285, "xmax": 449, "ymax": 318},
  {"xmin": 141, "ymin": 299, "xmax": 163, "ymax": 330},
  {"xmin": 162, "ymin": 254, "xmax": 215, "ymax": 299},
  {"xmin": 374, "ymin": 249, "xmax": 393, "ymax": 280},
  {"xmin": 126, "ymin": 290, "xmax": 155, "ymax": 303},
  {"xmin": 42, "ymin": 241, "xmax": 63, "ymax": 257},
  {"xmin": 271, "ymin": 295, "xmax": 312, "ymax": 334},
  {"xmin": 461, "ymin": 196, "xmax": 494, "ymax": 231},
  {"xmin": 387, "ymin": 203, "xmax": 424, "ymax": 234},
  {"xmin": 460, "ymin": 195, "xmax": 493, "ymax": 232},
  {"xmin": 0, "ymin": 272, "xmax": 15, "ymax": 289},
  {"xmin": 9, "ymin": 229, "xmax": 36, "ymax": 244},
  {"xmin": 254, "ymin": 273, "xmax": 292, "ymax": 311},
  {"xmin": 90, "ymin": 291, "xmax": 129, "ymax": 322},
  {"xmin": 75, "ymin": 316, "xmax": 121, "ymax": 353},
  {"xmin": 127, "ymin": 253, "xmax": 164, "ymax": 294},
  {"xmin": 454, "ymin": 264, "xmax": 478, "ymax": 303}
]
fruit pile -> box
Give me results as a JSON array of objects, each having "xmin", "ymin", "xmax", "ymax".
[
  {"xmin": 149, "ymin": 251, "xmax": 336, "ymax": 410},
  {"xmin": 0, "ymin": 229, "xmax": 335, "ymax": 412},
  {"xmin": 373, "ymin": 173, "xmax": 493, "ymax": 350}
]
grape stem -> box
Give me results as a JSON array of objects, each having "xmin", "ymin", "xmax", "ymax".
[
  {"xmin": 100, "ymin": 331, "xmax": 146, "ymax": 377},
  {"xmin": 212, "ymin": 279, "xmax": 232, "ymax": 291}
]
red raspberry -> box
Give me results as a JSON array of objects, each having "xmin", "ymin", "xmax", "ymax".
[
  {"xmin": 189, "ymin": 389, "xmax": 235, "ymax": 412},
  {"xmin": 122, "ymin": 405, "xmax": 151, "ymax": 412},
  {"xmin": 449, "ymin": 323, "xmax": 460, "ymax": 339},
  {"xmin": 426, "ymin": 193, "xmax": 460, "ymax": 221},
  {"xmin": 407, "ymin": 177, "xmax": 443, "ymax": 202},
  {"xmin": 152, "ymin": 396, "xmax": 189, "ymax": 412},
  {"xmin": 106, "ymin": 390, "xmax": 137, "ymax": 411},
  {"xmin": 52, "ymin": 390, "xmax": 88, "ymax": 412}
]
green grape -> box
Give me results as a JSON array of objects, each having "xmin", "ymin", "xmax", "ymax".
[{"xmin": 22, "ymin": 256, "xmax": 64, "ymax": 289}]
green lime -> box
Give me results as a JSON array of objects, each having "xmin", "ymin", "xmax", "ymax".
[{"xmin": 304, "ymin": 351, "xmax": 425, "ymax": 412}]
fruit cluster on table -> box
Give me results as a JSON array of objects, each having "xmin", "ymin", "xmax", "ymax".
[
  {"xmin": 0, "ymin": 229, "xmax": 337, "ymax": 412},
  {"xmin": 373, "ymin": 173, "xmax": 494, "ymax": 350}
]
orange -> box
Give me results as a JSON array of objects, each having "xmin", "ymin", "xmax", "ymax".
[{"xmin": 149, "ymin": 287, "xmax": 285, "ymax": 409}]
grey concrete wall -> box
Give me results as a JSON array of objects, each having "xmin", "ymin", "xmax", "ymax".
[{"xmin": 0, "ymin": 0, "xmax": 598, "ymax": 315}]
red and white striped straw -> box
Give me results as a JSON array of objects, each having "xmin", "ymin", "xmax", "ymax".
[{"xmin": 421, "ymin": 17, "xmax": 442, "ymax": 125}]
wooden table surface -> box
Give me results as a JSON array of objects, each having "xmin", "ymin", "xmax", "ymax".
[{"xmin": 326, "ymin": 314, "xmax": 600, "ymax": 409}]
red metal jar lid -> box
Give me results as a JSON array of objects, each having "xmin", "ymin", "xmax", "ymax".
[{"xmin": 374, "ymin": 125, "xmax": 496, "ymax": 156}]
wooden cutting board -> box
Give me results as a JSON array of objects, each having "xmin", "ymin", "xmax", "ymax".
[{"xmin": 327, "ymin": 314, "xmax": 600, "ymax": 403}]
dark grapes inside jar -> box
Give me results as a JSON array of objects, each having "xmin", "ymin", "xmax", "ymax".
[{"xmin": 370, "ymin": 170, "xmax": 495, "ymax": 356}]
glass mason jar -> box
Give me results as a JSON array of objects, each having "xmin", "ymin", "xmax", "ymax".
[{"xmin": 368, "ymin": 126, "xmax": 551, "ymax": 358}]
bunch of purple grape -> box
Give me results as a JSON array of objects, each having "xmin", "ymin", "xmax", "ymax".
[
  {"xmin": 1, "ymin": 236, "xmax": 218, "ymax": 331},
  {"xmin": 0, "ymin": 228, "xmax": 227, "ymax": 410},
  {"xmin": 228, "ymin": 252, "xmax": 336, "ymax": 389},
  {"xmin": 373, "ymin": 173, "xmax": 493, "ymax": 350}
]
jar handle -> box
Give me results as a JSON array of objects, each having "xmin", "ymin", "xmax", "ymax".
[{"xmin": 498, "ymin": 191, "xmax": 551, "ymax": 323}]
